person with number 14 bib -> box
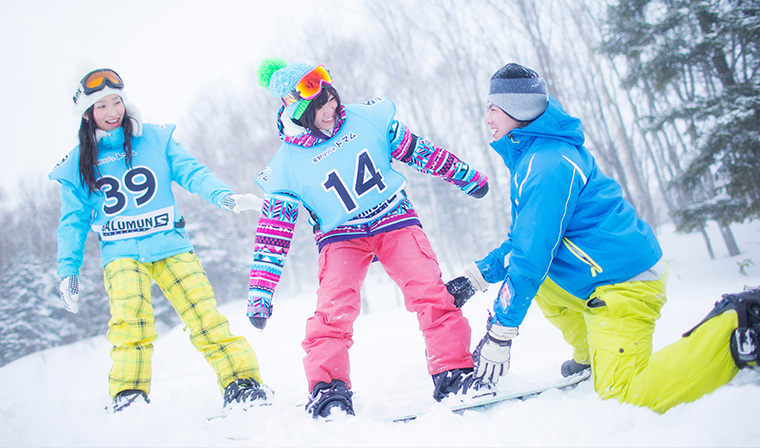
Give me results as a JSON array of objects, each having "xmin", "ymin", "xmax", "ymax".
[{"xmin": 249, "ymin": 58, "xmax": 490, "ymax": 419}]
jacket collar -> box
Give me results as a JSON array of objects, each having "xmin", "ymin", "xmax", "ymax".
[
  {"xmin": 488, "ymin": 95, "xmax": 585, "ymax": 168},
  {"xmin": 490, "ymin": 129, "xmax": 530, "ymax": 169},
  {"xmin": 95, "ymin": 111, "xmax": 143, "ymax": 148},
  {"xmin": 277, "ymin": 105, "xmax": 347, "ymax": 148},
  {"xmin": 96, "ymin": 126, "xmax": 126, "ymax": 148}
]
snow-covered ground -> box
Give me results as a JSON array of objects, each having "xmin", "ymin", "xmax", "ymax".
[{"xmin": 2, "ymin": 221, "xmax": 760, "ymax": 447}]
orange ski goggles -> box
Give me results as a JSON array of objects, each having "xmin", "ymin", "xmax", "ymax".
[
  {"xmin": 81, "ymin": 69, "xmax": 124, "ymax": 94},
  {"xmin": 294, "ymin": 65, "xmax": 331, "ymax": 100}
]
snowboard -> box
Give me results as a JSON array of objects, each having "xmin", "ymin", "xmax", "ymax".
[
  {"xmin": 205, "ymin": 404, "xmax": 271, "ymax": 421},
  {"xmin": 389, "ymin": 368, "xmax": 591, "ymax": 423}
]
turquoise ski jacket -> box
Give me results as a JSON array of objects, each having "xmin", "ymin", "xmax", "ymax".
[{"xmin": 49, "ymin": 123, "xmax": 232, "ymax": 278}]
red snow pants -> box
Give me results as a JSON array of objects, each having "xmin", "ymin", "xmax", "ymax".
[{"xmin": 302, "ymin": 225, "xmax": 473, "ymax": 391}]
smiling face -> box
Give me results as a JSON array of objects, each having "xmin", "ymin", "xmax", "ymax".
[
  {"xmin": 485, "ymin": 104, "xmax": 522, "ymax": 141},
  {"xmin": 90, "ymin": 94, "xmax": 125, "ymax": 131},
  {"xmin": 313, "ymin": 93, "xmax": 338, "ymax": 131}
]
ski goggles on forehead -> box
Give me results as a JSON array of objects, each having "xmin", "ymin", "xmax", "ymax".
[
  {"xmin": 80, "ymin": 69, "xmax": 124, "ymax": 94},
  {"xmin": 294, "ymin": 65, "xmax": 332, "ymax": 100}
]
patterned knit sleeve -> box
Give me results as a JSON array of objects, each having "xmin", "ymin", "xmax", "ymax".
[
  {"xmin": 388, "ymin": 120, "xmax": 488, "ymax": 196},
  {"xmin": 247, "ymin": 193, "xmax": 300, "ymax": 319}
]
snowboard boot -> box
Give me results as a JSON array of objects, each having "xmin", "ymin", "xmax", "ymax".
[
  {"xmin": 432, "ymin": 368, "xmax": 492, "ymax": 402},
  {"xmin": 305, "ymin": 379, "xmax": 354, "ymax": 419},
  {"xmin": 683, "ymin": 286, "xmax": 760, "ymax": 371},
  {"xmin": 223, "ymin": 378, "xmax": 273, "ymax": 409},
  {"xmin": 105, "ymin": 389, "xmax": 149, "ymax": 414},
  {"xmin": 560, "ymin": 359, "xmax": 591, "ymax": 378}
]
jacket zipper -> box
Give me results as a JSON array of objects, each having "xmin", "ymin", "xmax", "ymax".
[{"xmin": 562, "ymin": 237, "xmax": 603, "ymax": 277}]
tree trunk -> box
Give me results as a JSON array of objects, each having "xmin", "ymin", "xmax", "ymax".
[
  {"xmin": 718, "ymin": 224, "xmax": 741, "ymax": 257},
  {"xmin": 699, "ymin": 226, "xmax": 716, "ymax": 260}
]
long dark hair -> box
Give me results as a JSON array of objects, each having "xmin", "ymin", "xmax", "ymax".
[
  {"xmin": 295, "ymin": 84, "xmax": 342, "ymax": 138},
  {"xmin": 77, "ymin": 103, "xmax": 134, "ymax": 195}
]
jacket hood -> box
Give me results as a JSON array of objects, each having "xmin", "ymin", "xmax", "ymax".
[{"xmin": 490, "ymin": 95, "xmax": 585, "ymax": 167}]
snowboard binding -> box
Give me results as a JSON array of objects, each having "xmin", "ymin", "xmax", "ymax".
[
  {"xmin": 306, "ymin": 379, "xmax": 354, "ymax": 419},
  {"xmin": 683, "ymin": 286, "xmax": 760, "ymax": 371}
]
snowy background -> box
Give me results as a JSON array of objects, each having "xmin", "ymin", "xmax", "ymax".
[
  {"xmin": 2, "ymin": 220, "xmax": 760, "ymax": 448},
  {"xmin": 0, "ymin": 0, "xmax": 366, "ymax": 197},
  {"xmin": 1, "ymin": 2, "xmax": 759, "ymax": 446}
]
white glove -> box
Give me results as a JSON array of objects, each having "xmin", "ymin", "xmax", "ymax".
[
  {"xmin": 473, "ymin": 319, "xmax": 518, "ymax": 384},
  {"xmin": 59, "ymin": 275, "xmax": 80, "ymax": 314},
  {"xmin": 223, "ymin": 193, "xmax": 263, "ymax": 213},
  {"xmin": 464, "ymin": 262, "xmax": 489, "ymax": 292}
]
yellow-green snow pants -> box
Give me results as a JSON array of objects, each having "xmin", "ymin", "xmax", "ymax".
[
  {"xmin": 533, "ymin": 270, "xmax": 739, "ymax": 413},
  {"xmin": 103, "ymin": 252, "xmax": 262, "ymax": 398}
]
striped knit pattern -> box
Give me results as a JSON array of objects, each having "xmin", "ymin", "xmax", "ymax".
[
  {"xmin": 314, "ymin": 196, "xmax": 421, "ymax": 251},
  {"xmin": 389, "ymin": 121, "xmax": 488, "ymax": 195},
  {"xmin": 248, "ymin": 197, "xmax": 299, "ymax": 318}
]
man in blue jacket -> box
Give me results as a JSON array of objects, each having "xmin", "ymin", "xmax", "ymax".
[{"xmin": 456, "ymin": 63, "xmax": 759, "ymax": 413}]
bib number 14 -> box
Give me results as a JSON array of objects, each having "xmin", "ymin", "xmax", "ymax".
[{"xmin": 322, "ymin": 149, "xmax": 386, "ymax": 213}]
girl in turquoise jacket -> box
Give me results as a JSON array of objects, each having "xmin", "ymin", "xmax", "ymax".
[
  {"xmin": 50, "ymin": 64, "xmax": 270, "ymax": 413},
  {"xmin": 458, "ymin": 63, "xmax": 755, "ymax": 413}
]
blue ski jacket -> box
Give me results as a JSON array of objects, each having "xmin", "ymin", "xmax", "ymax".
[
  {"xmin": 49, "ymin": 123, "xmax": 233, "ymax": 278},
  {"xmin": 478, "ymin": 96, "xmax": 662, "ymax": 327}
]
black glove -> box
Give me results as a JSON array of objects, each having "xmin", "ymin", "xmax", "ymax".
[
  {"xmin": 471, "ymin": 182, "xmax": 489, "ymax": 199},
  {"xmin": 248, "ymin": 293, "xmax": 273, "ymax": 330},
  {"xmin": 446, "ymin": 276, "xmax": 476, "ymax": 308}
]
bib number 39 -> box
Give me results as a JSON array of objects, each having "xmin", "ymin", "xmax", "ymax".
[
  {"xmin": 322, "ymin": 149, "xmax": 386, "ymax": 213},
  {"xmin": 96, "ymin": 166, "xmax": 157, "ymax": 215}
]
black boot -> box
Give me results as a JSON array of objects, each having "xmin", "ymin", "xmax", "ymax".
[
  {"xmin": 725, "ymin": 288, "xmax": 760, "ymax": 370},
  {"xmin": 105, "ymin": 389, "xmax": 149, "ymax": 413},
  {"xmin": 684, "ymin": 286, "xmax": 760, "ymax": 371},
  {"xmin": 432, "ymin": 368, "xmax": 491, "ymax": 401},
  {"xmin": 305, "ymin": 379, "xmax": 354, "ymax": 419},
  {"xmin": 560, "ymin": 359, "xmax": 591, "ymax": 378},
  {"xmin": 223, "ymin": 378, "xmax": 273, "ymax": 409}
]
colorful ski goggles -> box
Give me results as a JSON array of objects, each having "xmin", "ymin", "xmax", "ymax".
[
  {"xmin": 80, "ymin": 69, "xmax": 124, "ymax": 94},
  {"xmin": 294, "ymin": 65, "xmax": 331, "ymax": 100},
  {"xmin": 281, "ymin": 95, "xmax": 312, "ymax": 121}
]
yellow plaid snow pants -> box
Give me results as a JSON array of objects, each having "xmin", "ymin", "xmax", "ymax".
[
  {"xmin": 103, "ymin": 252, "xmax": 262, "ymax": 398},
  {"xmin": 533, "ymin": 269, "xmax": 739, "ymax": 413}
]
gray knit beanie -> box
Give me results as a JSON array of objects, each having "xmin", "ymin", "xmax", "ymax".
[{"xmin": 487, "ymin": 63, "xmax": 548, "ymax": 122}]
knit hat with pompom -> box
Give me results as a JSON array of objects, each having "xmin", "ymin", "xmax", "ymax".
[{"xmin": 257, "ymin": 57, "xmax": 320, "ymax": 120}]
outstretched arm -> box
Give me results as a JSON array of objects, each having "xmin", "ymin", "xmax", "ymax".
[{"xmin": 388, "ymin": 120, "xmax": 488, "ymax": 197}]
